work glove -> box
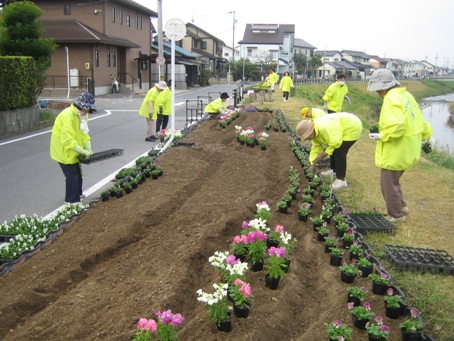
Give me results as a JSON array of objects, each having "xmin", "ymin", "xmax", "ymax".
[
  {"xmin": 369, "ymin": 133, "xmax": 382, "ymax": 140},
  {"xmin": 313, "ymin": 152, "xmax": 327, "ymax": 165},
  {"xmin": 309, "ymin": 165, "xmax": 317, "ymax": 172},
  {"xmin": 84, "ymin": 141, "xmax": 93, "ymax": 156},
  {"xmin": 74, "ymin": 145, "xmax": 84, "ymax": 153},
  {"xmin": 323, "ymin": 104, "xmax": 328, "ymax": 111},
  {"xmin": 79, "ymin": 149, "xmax": 91, "ymax": 158},
  {"xmin": 345, "ymin": 96, "xmax": 351, "ymax": 104},
  {"xmin": 428, "ymin": 136, "xmax": 435, "ymax": 146}
]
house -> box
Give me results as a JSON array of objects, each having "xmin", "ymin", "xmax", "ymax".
[
  {"xmin": 293, "ymin": 38, "xmax": 317, "ymax": 59},
  {"xmin": 402, "ymin": 60, "xmax": 426, "ymax": 78},
  {"xmin": 179, "ymin": 23, "xmax": 228, "ymax": 77},
  {"xmin": 340, "ymin": 50, "xmax": 373, "ymax": 79},
  {"xmin": 369, "ymin": 55, "xmax": 389, "ymax": 69},
  {"xmin": 421, "ymin": 60, "xmax": 436, "ymax": 75},
  {"xmin": 315, "ymin": 60, "xmax": 359, "ymax": 79},
  {"xmin": 12, "ymin": 0, "xmax": 157, "ymax": 95},
  {"xmin": 314, "ymin": 50, "xmax": 343, "ymax": 63},
  {"xmin": 238, "ymin": 24, "xmax": 295, "ymax": 77}
]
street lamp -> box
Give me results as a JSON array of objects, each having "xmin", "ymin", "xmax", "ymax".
[{"xmin": 228, "ymin": 11, "xmax": 236, "ymax": 83}]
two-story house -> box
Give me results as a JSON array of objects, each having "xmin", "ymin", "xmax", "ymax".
[
  {"xmin": 340, "ymin": 50, "xmax": 373, "ymax": 79},
  {"xmin": 402, "ymin": 60, "xmax": 427, "ymax": 78},
  {"xmin": 421, "ymin": 60, "xmax": 436, "ymax": 75},
  {"xmin": 238, "ymin": 24, "xmax": 295, "ymax": 78},
  {"xmin": 180, "ymin": 23, "xmax": 227, "ymax": 77},
  {"xmin": 369, "ymin": 55, "xmax": 389, "ymax": 69},
  {"xmin": 13, "ymin": 0, "xmax": 157, "ymax": 95},
  {"xmin": 313, "ymin": 50, "xmax": 357, "ymax": 79}
]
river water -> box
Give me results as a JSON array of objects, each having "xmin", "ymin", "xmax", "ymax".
[{"xmin": 421, "ymin": 93, "xmax": 454, "ymax": 155}]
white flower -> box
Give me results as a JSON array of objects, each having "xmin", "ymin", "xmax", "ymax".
[{"xmin": 249, "ymin": 218, "xmax": 270, "ymax": 232}]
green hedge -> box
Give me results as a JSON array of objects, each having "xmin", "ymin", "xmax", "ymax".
[{"xmin": 0, "ymin": 56, "xmax": 37, "ymax": 111}]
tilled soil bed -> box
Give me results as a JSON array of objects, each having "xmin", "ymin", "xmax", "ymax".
[{"xmin": 0, "ymin": 111, "xmax": 404, "ymax": 340}]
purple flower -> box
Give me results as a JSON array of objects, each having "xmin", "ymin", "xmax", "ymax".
[
  {"xmin": 226, "ymin": 255, "xmax": 239, "ymax": 265},
  {"xmin": 410, "ymin": 309, "xmax": 419, "ymax": 318},
  {"xmin": 375, "ymin": 316, "xmax": 384, "ymax": 325},
  {"xmin": 156, "ymin": 310, "xmax": 173, "ymax": 324},
  {"xmin": 364, "ymin": 302, "xmax": 371, "ymax": 310},
  {"xmin": 170, "ymin": 313, "xmax": 185, "ymax": 326}
]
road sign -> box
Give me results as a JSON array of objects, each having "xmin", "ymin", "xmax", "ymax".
[
  {"xmin": 156, "ymin": 56, "xmax": 165, "ymax": 66},
  {"xmin": 165, "ymin": 19, "xmax": 186, "ymax": 41}
]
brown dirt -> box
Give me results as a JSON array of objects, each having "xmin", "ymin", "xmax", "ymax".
[{"xmin": 0, "ymin": 111, "xmax": 404, "ymax": 341}]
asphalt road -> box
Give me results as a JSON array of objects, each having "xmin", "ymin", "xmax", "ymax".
[{"xmin": 0, "ymin": 84, "xmax": 239, "ymax": 224}]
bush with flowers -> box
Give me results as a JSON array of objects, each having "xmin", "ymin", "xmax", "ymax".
[
  {"xmin": 247, "ymin": 218, "xmax": 270, "ymax": 233},
  {"xmin": 347, "ymin": 286, "xmax": 368, "ymax": 302},
  {"xmin": 298, "ymin": 202, "xmax": 312, "ymax": 217},
  {"xmin": 399, "ymin": 308, "xmax": 423, "ymax": 333},
  {"xmin": 324, "ymin": 234, "xmax": 338, "ymax": 248},
  {"xmin": 339, "ymin": 259, "xmax": 360, "ymax": 277},
  {"xmin": 278, "ymin": 230, "xmax": 297, "ymax": 257},
  {"xmin": 229, "ymin": 278, "xmax": 253, "ymax": 309},
  {"xmin": 268, "ymin": 224, "xmax": 285, "ymax": 243},
  {"xmin": 246, "ymin": 230, "xmax": 268, "ymax": 265},
  {"xmin": 265, "ymin": 246, "xmax": 287, "ymax": 279},
  {"xmin": 348, "ymin": 301, "xmax": 375, "ymax": 321},
  {"xmin": 257, "ymin": 131, "xmax": 269, "ymax": 147},
  {"xmin": 255, "ymin": 201, "xmax": 271, "ymax": 221},
  {"xmin": 197, "ymin": 283, "xmax": 229, "ymax": 327},
  {"xmin": 325, "ymin": 320, "xmax": 353, "ymax": 341},
  {"xmin": 366, "ymin": 316, "xmax": 390, "ymax": 340},
  {"xmin": 157, "ymin": 128, "xmax": 182, "ymax": 142},
  {"xmin": 231, "ymin": 234, "xmax": 248, "ymax": 258},
  {"xmin": 369, "ymin": 272, "xmax": 391, "ymax": 285},
  {"xmin": 347, "ymin": 240, "xmax": 363, "ymax": 258},
  {"xmin": 384, "ymin": 287, "xmax": 403, "ymax": 308},
  {"xmin": 341, "ymin": 228, "xmax": 356, "ymax": 243},
  {"xmin": 334, "ymin": 210, "xmax": 349, "ymax": 226},
  {"xmin": 133, "ymin": 310, "xmax": 184, "ymax": 341},
  {"xmin": 208, "ymin": 251, "xmax": 248, "ymax": 285}
]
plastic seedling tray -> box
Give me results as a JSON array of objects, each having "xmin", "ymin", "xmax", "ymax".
[
  {"xmin": 384, "ymin": 244, "xmax": 454, "ymax": 275},
  {"xmin": 348, "ymin": 214, "xmax": 397, "ymax": 234},
  {"xmin": 79, "ymin": 149, "xmax": 124, "ymax": 165}
]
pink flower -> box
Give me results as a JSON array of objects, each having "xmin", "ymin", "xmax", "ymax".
[
  {"xmin": 364, "ymin": 302, "xmax": 371, "ymax": 310},
  {"xmin": 375, "ymin": 316, "xmax": 384, "ymax": 325},
  {"xmin": 233, "ymin": 278, "xmax": 245, "ymax": 286},
  {"xmin": 226, "ymin": 255, "xmax": 239, "ymax": 265},
  {"xmin": 275, "ymin": 224, "xmax": 285, "ymax": 234},
  {"xmin": 170, "ymin": 313, "xmax": 185, "ymax": 326},
  {"xmin": 246, "ymin": 231, "xmax": 267, "ymax": 243},
  {"xmin": 387, "ymin": 288, "xmax": 394, "ymax": 296},
  {"xmin": 351, "ymin": 258, "xmax": 357, "ymax": 265},
  {"xmin": 137, "ymin": 318, "xmax": 148, "ymax": 329},
  {"xmin": 410, "ymin": 309, "xmax": 419, "ymax": 318},
  {"xmin": 380, "ymin": 325, "xmax": 389, "ymax": 333},
  {"xmin": 268, "ymin": 246, "xmax": 286, "ymax": 258},
  {"xmin": 156, "ymin": 310, "xmax": 173, "ymax": 324},
  {"xmin": 347, "ymin": 302, "xmax": 354, "ymax": 310},
  {"xmin": 144, "ymin": 319, "xmax": 157, "ymax": 332},
  {"xmin": 380, "ymin": 273, "xmax": 388, "ymax": 280},
  {"xmin": 333, "ymin": 320, "xmax": 343, "ymax": 328},
  {"xmin": 239, "ymin": 282, "xmax": 252, "ymax": 298},
  {"xmin": 242, "ymin": 221, "xmax": 251, "ymax": 229}
]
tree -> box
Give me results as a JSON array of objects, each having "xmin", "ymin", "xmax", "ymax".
[
  {"xmin": 309, "ymin": 55, "xmax": 323, "ymax": 77},
  {"xmin": 293, "ymin": 52, "xmax": 307, "ymax": 75},
  {"xmin": 0, "ymin": 1, "xmax": 57, "ymax": 93},
  {"xmin": 232, "ymin": 58, "xmax": 259, "ymax": 81}
]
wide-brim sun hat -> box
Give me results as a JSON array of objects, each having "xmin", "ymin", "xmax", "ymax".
[
  {"xmin": 367, "ymin": 69, "xmax": 400, "ymax": 92},
  {"xmin": 220, "ymin": 92, "xmax": 229, "ymax": 99},
  {"xmin": 74, "ymin": 92, "xmax": 96, "ymax": 112},
  {"xmin": 296, "ymin": 120, "xmax": 314, "ymax": 140},
  {"xmin": 155, "ymin": 81, "xmax": 168, "ymax": 90},
  {"xmin": 301, "ymin": 107, "xmax": 310, "ymax": 118}
]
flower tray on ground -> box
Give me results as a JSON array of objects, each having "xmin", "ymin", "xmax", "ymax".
[
  {"xmin": 79, "ymin": 149, "xmax": 124, "ymax": 165},
  {"xmin": 384, "ymin": 244, "xmax": 454, "ymax": 275},
  {"xmin": 348, "ymin": 214, "xmax": 397, "ymax": 234}
]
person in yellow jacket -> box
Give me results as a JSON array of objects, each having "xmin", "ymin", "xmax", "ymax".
[
  {"xmin": 202, "ymin": 92, "xmax": 230, "ymax": 120},
  {"xmin": 268, "ymin": 68, "xmax": 279, "ymax": 92},
  {"xmin": 139, "ymin": 83, "xmax": 161, "ymax": 142},
  {"xmin": 296, "ymin": 112, "xmax": 362, "ymax": 189},
  {"xmin": 367, "ymin": 68, "xmax": 433, "ymax": 222},
  {"xmin": 50, "ymin": 92, "xmax": 96, "ymax": 204},
  {"xmin": 155, "ymin": 80, "xmax": 171, "ymax": 134},
  {"xmin": 301, "ymin": 107, "xmax": 326, "ymax": 120},
  {"xmin": 323, "ymin": 73, "xmax": 350, "ymax": 113},
  {"xmin": 279, "ymin": 71, "xmax": 294, "ymax": 102}
]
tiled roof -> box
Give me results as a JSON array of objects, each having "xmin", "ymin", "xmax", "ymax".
[
  {"xmin": 341, "ymin": 50, "xmax": 371, "ymax": 59},
  {"xmin": 314, "ymin": 50, "xmax": 340, "ymax": 57},
  {"xmin": 294, "ymin": 38, "xmax": 317, "ymax": 49},
  {"xmin": 41, "ymin": 20, "xmax": 140, "ymax": 48},
  {"xmin": 239, "ymin": 24, "xmax": 295, "ymax": 45},
  {"xmin": 327, "ymin": 61, "xmax": 358, "ymax": 70}
]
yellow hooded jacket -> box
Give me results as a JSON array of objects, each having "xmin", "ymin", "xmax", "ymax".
[
  {"xmin": 323, "ymin": 82, "xmax": 348, "ymax": 112},
  {"xmin": 269, "ymin": 71, "xmax": 278, "ymax": 84},
  {"xmin": 139, "ymin": 87, "xmax": 159, "ymax": 119},
  {"xmin": 155, "ymin": 88, "xmax": 171, "ymax": 117},
  {"xmin": 204, "ymin": 97, "xmax": 227, "ymax": 114},
  {"xmin": 309, "ymin": 112, "xmax": 362, "ymax": 164},
  {"xmin": 50, "ymin": 104, "xmax": 90, "ymax": 164},
  {"xmin": 279, "ymin": 75, "xmax": 293, "ymax": 92},
  {"xmin": 375, "ymin": 87, "xmax": 432, "ymax": 170},
  {"xmin": 311, "ymin": 108, "xmax": 326, "ymax": 119}
]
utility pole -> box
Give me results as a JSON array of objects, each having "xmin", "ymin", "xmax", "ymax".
[
  {"xmin": 228, "ymin": 11, "xmax": 236, "ymax": 84},
  {"xmin": 157, "ymin": 0, "xmax": 163, "ymax": 80}
]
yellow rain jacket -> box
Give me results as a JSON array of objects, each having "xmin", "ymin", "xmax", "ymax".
[
  {"xmin": 155, "ymin": 88, "xmax": 172, "ymax": 118},
  {"xmin": 309, "ymin": 112, "xmax": 362, "ymax": 164},
  {"xmin": 310, "ymin": 108, "xmax": 326, "ymax": 119},
  {"xmin": 204, "ymin": 97, "xmax": 227, "ymax": 115},
  {"xmin": 279, "ymin": 76, "xmax": 293, "ymax": 92},
  {"xmin": 323, "ymin": 82, "xmax": 349, "ymax": 112},
  {"xmin": 139, "ymin": 87, "xmax": 159, "ymax": 119},
  {"xmin": 269, "ymin": 71, "xmax": 278, "ymax": 84},
  {"xmin": 50, "ymin": 104, "xmax": 90, "ymax": 164},
  {"xmin": 375, "ymin": 87, "xmax": 433, "ymax": 170}
]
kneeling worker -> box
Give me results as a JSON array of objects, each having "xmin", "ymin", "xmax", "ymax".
[{"xmin": 202, "ymin": 92, "xmax": 230, "ymax": 120}]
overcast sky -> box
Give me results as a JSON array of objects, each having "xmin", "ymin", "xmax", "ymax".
[{"xmin": 134, "ymin": 0, "xmax": 454, "ymax": 68}]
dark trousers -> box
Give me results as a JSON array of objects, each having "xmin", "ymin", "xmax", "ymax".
[
  {"xmin": 283, "ymin": 91, "xmax": 289, "ymax": 100},
  {"xmin": 156, "ymin": 114, "xmax": 169, "ymax": 132},
  {"xmin": 59, "ymin": 162, "xmax": 83, "ymax": 203},
  {"xmin": 327, "ymin": 109, "xmax": 337, "ymax": 114},
  {"xmin": 329, "ymin": 140, "xmax": 357, "ymax": 178}
]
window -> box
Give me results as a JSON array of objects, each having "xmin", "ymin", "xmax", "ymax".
[
  {"xmin": 95, "ymin": 49, "xmax": 99, "ymax": 67},
  {"xmin": 126, "ymin": 15, "xmax": 130, "ymax": 27},
  {"xmin": 141, "ymin": 60, "xmax": 147, "ymax": 70},
  {"xmin": 140, "ymin": 17, "xmax": 142, "ymax": 30},
  {"xmin": 113, "ymin": 52, "xmax": 117, "ymax": 67},
  {"xmin": 107, "ymin": 50, "xmax": 111, "ymax": 67},
  {"xmin": 201, "ymin": 41, "xmax": 207, "ymax": 50},
  {"xmin": 112, "ymin": 7, "xmax": 115, "ymax": 23},
  {"xmin": 135, "ymin": 15, "xmax": 138, "ymax": 29},
  {"xmin": 64, "ymin": 5, "xmax": 71, "ymax": 15},
  {"xmin": 247, "ymin": 48, "xmax": 253, "ymax": 57},
  {"xmin": 193, "ymin": 40, "xmax": 198, "ymax": 48},
  {"xmin": 119, "ymin": 10, "xmax": 123, "ymax": 25}
]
